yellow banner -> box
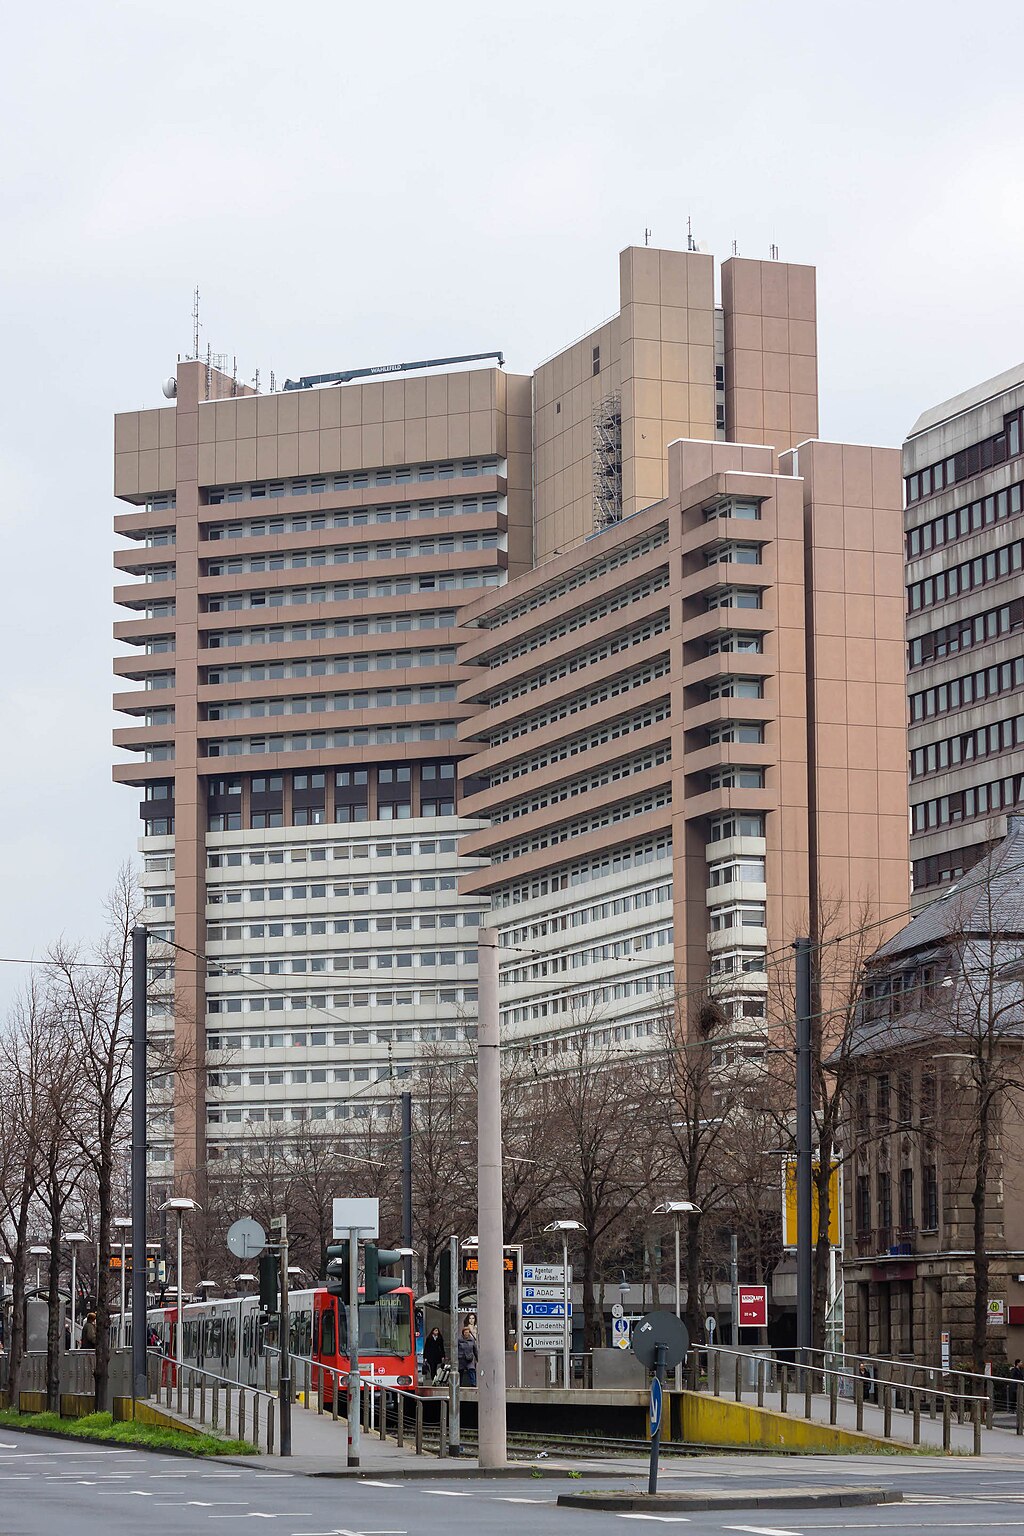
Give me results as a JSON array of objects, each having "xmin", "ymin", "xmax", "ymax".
[{"xmin": 782, "ymin": 1159, "xmax": 841, "ymax": 1247}]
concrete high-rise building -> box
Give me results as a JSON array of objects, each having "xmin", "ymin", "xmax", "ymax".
[
  {"xmin": 113, "ymin": 243, "xmax": 903, "ymax": 1190},
  {"xmin": 534, "ymin": 247, "xmax": 819, "ymax": 561},
  {"xmin": 114, "ymin": 358, "xmax": 532, "ymax": 1185},
  {"xmin": 904, "ymin": 364, "xmax": 1024, "ymax": 906},
  {"xmin": 457, "ymin": 437, "xmax": 910, "ymax": 1054}
]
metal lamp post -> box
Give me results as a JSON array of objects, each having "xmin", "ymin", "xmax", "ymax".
[
  {"xmin": 113, "ymin": 1216, "xmax": 132, "ymax": 1348},
  {"xmin": 160, "ymin": 1197, "xmax": 200, "ymax": 1369},
  {"xmin": 653, "ymin": 1201, "xmax": 700, "ymax": 1389},
  {"xmin": 29, "ymin": 1245, "xmax": 48, "ymax": 1293},
  {"xmin": 64, "ymin": 1233, "xmax": 87, "ymax": 1348},
  {"xmin": 543, "ymin": 1220, "xmax": 583, "ymax": 1388}
]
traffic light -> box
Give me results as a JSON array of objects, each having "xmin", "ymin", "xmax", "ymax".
[
  {"xmin": 258, "ymin": 1252, "xmax": 279, "ymax": 1312},
  {"xmin": 364, "ymin": 1245, "xmax": 403, "ymax": 1304},
  {"xmin": 325, "ymin": 1241, "xmax": 350, "ymax": 1299},
  {"xmin": 437, "ymin": 1248, "xmax": 452, "ymax": 1312}
]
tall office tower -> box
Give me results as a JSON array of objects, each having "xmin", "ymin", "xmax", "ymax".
[
  {"xmin": 533, "ymin": 246, "xmax": 819, "ymax": 561},
  {"xmin": 904, "ymin": 365, "xmax": 1024, "ymax": 906},
  {"xmin": 457, "ymin": 437, "xmax": 910, "ymax": 1054},
  {"xmin": 113, "ymin": 357, "xmax": 532, "ymax": 1187}
]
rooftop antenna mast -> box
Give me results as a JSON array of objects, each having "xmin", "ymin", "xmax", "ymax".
[
  {"xmin": 192, "ymin": 286, "xmax": 201, "ymax": 361},
  {"xmin": 644, "ymin": 227, "xmax": 652, "ymax": 247},
  {"xmin": 687, "ymin": 217, "xmax": 697, "ymax": 253}
]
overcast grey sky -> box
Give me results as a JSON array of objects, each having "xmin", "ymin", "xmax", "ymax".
[{"xmin": 2, "ymin": 0, "xmax": 1023, "ymax": 1002}]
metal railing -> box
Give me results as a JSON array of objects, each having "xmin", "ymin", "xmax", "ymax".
[
  {"xmin": 687, "ymin": 1345, "xmax": 990, "ymax": 1454},
  {"xmin": 147, "ymin": 1351, "xmax": 277, "ymax": 1455},
  {"xmin": 802, "ymin": 1344, "xmax": 1024, "ymax": 1431},
  {"xmin": 288, "ymin": 1353, "xmax": 447, "ymax": 1458}
]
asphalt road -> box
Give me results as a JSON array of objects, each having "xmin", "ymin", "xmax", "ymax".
[{"xmin": 3, "ymin": 1435, "xmax": 1024, "ymax": 1536}]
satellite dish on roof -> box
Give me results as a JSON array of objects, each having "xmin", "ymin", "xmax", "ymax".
[{"xmin": 162, "ymin": 376, "xmax": 177, "ymax": 399}]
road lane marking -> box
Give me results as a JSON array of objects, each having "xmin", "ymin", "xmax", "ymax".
[
  {"xmin": 616, "ymin": 1517, "xmax": 691, "ymax": 1524},
  {"xmin": 360, "ymin": 1481, "xmax": 402, "ymax": 1488},
  {"xmin": 422, "ymin": 1489, "xmax": 473, "ymax": 1497},
  {"xmin": 723, "ymin": 1527, "xmax": 802, "ymax": 1536},
  {"xmin": 493, "ymin": 1497, "xmax": 553, "ymax": 1504}
]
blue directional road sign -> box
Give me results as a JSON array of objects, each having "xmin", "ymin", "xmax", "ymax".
[
  {"xmin": 649, "ymin": 1375, "xmax": 663, "ymax": 1438},
  {"xmin": 521, "ymin": 1301, "xmax": 571, "ymax": 1317}
]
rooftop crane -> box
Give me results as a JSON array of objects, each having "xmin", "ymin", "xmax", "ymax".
[{"xmin": 283, "ymin": 351, "xmax": 505, "ymax": 391}]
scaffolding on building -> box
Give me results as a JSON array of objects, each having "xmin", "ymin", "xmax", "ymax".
[{"xmin": 592, "ymin": 391, "xmax": 623, "ymax": 532}]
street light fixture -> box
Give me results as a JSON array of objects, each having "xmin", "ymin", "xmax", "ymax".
[
  {"xmin": 653, "ymin": 1201, "xmax": 701, "ymax": 1389},
  {"xmin": 543, "ymin": 1220, "xmax": 584, "ymax": 1388},
  {"xmin": 113, "ymin": 1216, "xmax": 132, "ymax": 1349},
  {"xmin": 28, "ymin": 1245, "xmax": 48, "ymax": 1293},
  {"xmin": 159, "ymin": 1197, "xmax": 201, "ymax": 1370},
  {"xmin": 63, "ymin": 1233, "xmax": 88, "ymax": 1349}
]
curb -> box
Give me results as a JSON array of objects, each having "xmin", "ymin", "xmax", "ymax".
[
  {"xmin": 557, "ymin": 1486, "xmax": 903, "ymax": 1512},
  {"xmin": 217, "ymin": 1454, "xmax": 621, "ymax": 1479}
]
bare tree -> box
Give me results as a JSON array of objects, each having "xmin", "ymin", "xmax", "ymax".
[
  {"xmin": 542, "ymin": 1028, "xmax": 657, "ymax": 1349},
  {"xmin": 767, "ymin": 896, "xmax": 882, "ymax": 1347},
  {"xmin": 921, "ymin": 868, "xmax": 1024, "ymax": 1373},
  {"xmin": 0, "ymin": 982, "xmax": 60, "ymax": 1405},
  {"xmin": 46, "ymin": 869, "xmax": 142, "ymax": 1409}
]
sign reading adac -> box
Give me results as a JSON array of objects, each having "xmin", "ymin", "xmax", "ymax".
[{"xmin": 781, "ymin": 1160, "xmax": 841, "ymax": 1248}]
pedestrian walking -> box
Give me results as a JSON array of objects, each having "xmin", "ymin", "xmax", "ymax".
[
  {"xmin": 1010, "ymin": 1358, "xmax": 1024, "ymax": 1382},
  {"xmin": 81, "ymin": 1312, "xmax": 97, "ymax": 1349},
  {"xmin": 458, "ymin": 1324, "xmax": 478, "ymax": 1387},
  {"xmin": 423, "ymin": 1326, "xmax": 446, "ymax": 1384}
]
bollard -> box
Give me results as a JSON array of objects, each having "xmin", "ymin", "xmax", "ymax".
[
  {"xmin": 943, "ymin": 1395, "xmax": 951, "ymax": 1451},
  {"xmin": 757, "ymin": 1358, "xmax": 765, "ymax": 1409},
  {"xmin": 415, "ymin": 1396, "xmax": 424, "ymax": 1456},
  {"xmin": 225, "ymin": 1387, "xmax": 232, "ymax": 1439},
  {"xmin": 957, "ymin": 1386, "xmax": 965, "ymax": 1425},
  {"xmin": 439, "ymin": 1397, "xmax": 448, "ymax": 1458},
  {"xmin": 883, "ymin": 1384, "xmax": 892, "ymax": 1439},
  {"xmin": 855, "ymin": 1375, "xmax": 864, "ymax": 1433},
  {"xmin": 804, "ymin": 1372, "xmax": 812, "ymax": 1420},
  {"xmin": 188, "ymin": 1372, "xmax": 195, "ymax": 1420},
  {"xmin": 268, "ymin": 1398, "xmax": 275, "ymax": 1455},
  {"xmin": 239, "ymin": 1391, "xmax": 247, "ymax": 1446},
  {"xmin": 177, "ymin": 1367, "xmax": 183, "ymax": 1415},
  {"xmin": 200, "ymin": 1377, "xmax": 206, "ymax": 1425},
  {"xmin": 829, "ymin": 1371, "xmax": 838, "ymax": 1425},
  {"xmin": 931, "ymin": 1385, "xmax": 937, "ymax": 1421},
  {"xmin": 332, "ymin": 1371, "xmax": 338, "ymax": 1422},
  {"xmin": 1017, "ymin": 1384, "xmax": 1024, "ymax": 1437},
  {"xmin": 213, "ymin": 1383, "xmax": 220, "ymax": 1430},
  {"xmin": 912, "ymin": 1389, "xmax": 920, "ymax": 1446},
  {"xmin": 381, "ymin": 1389, "xmax": 388, "ymax": 1442},
  {"xmin": 735, "ymin": 1358, "xmax": 743, "ymax": 1403},
  {"xmin": 974, "ymin": 1398, "xmax": 983, "ymax": 1456},
  {"xmin": 780, "ymin": 1365, "xmax": 788, "ymax": 1414},
  {"xmin": 713, "ymin": 1352, "xmax": 721, "ymax": 1396},
  {"xmin": 397, "ymin": 1394, "xmax": 405, "ymax": 1448},
  {"xmin": 987, "ymin": 1379, "xmax": 995, "ymax": 1430}
]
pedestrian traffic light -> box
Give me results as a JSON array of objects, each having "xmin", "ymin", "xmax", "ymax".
[
  {"xmin": 325, "ymin": 1241, "xmax": 350, "ymax": 1299},
  {"xmin": 438, "ymin": 1247, "xmax": 451, "ymax": 1312},
  {"xmin": 258, "ymin": 1252, "xmax": 279, "ymax": 1312},
  {"xmin": 364, "ymin": 1245, "xmax": 403, "ymax": 1304}
]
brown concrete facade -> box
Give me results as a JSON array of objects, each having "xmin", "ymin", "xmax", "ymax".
[
  {"xmin": 533, "ymin": 248, "xmax": 819, "ymax": 565},
  {"xmin": 456, "ymin": 435, "xmax": 908, "ymax": 1046},
  {"xmin": 113, "ymin": 360, "xmax": 532, "ymax": 1186}
]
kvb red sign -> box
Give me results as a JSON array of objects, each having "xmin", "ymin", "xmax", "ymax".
[{"xmin": 737, "ymin": 1284, "xmax": 768, "ymax": 1328}]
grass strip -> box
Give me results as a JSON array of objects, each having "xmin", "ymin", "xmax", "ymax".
[{"xmin": 0, "ymin": 1407, "xmax": 257, "ymax": 1457}]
